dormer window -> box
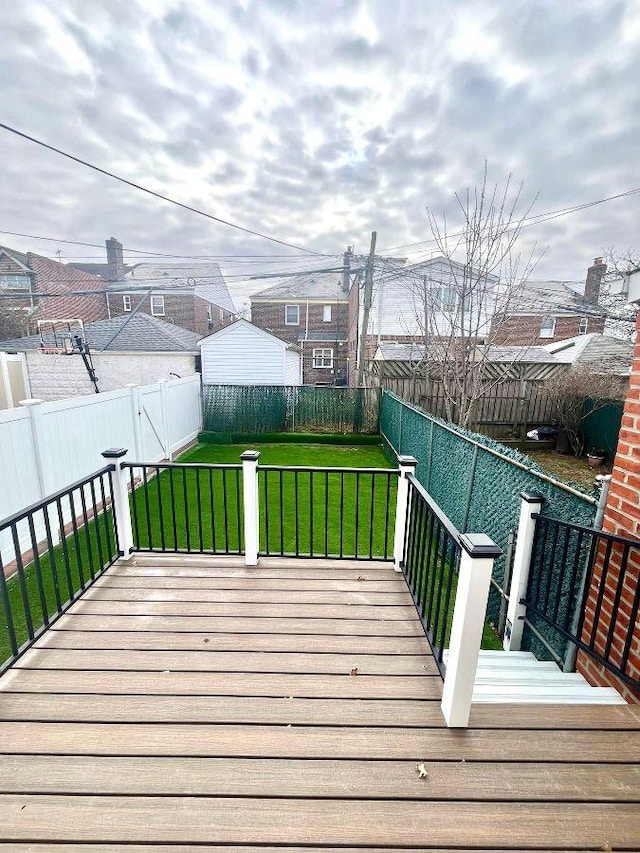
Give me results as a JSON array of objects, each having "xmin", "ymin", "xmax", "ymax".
[{"xmin": 540, "ymin": 316, "xmax": 556, "ymax": 338}]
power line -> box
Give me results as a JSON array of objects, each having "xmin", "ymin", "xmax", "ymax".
[
  {"xmin": 0, "ymin": 122, "xmax": 325, "ymax": 256},
  {"xmin": 0, "ymin": 228, "xmax": 335, "ymax": 262},
  {"xmin": 378, "ymin": 186, "xmax": 640, "ymax": 254}
]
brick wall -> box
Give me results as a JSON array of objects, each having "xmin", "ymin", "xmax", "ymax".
[
  {"xmin": 576, "ymin": 310, "xmax": 640, "ymax": 701},
  {"xmin": 107, "ymin": 292, "xmax": 233, "ymax": 337},
  {"xmin": 27, "ymin": 254, "xmax": 108, "ymax": 327},
  {"xmin": 251, "ymin": 299, "xmax": 350, "ymax": 384},
  {"xmin": 490, "ymin": 314, "xmax": 605, "ymax": 345}
]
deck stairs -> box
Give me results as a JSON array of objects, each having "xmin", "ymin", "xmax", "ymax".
[{"xmin": 444, "ymin": 650, "xmax": 627, "ymax": 705}]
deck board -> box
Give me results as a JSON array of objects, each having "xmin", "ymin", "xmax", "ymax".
[{"xmin": 0, "ymin": 553, "xmax": 637, "ymax": 849}]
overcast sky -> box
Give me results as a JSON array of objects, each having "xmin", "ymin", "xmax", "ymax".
[{"xmin": 1, "ymin": 0, "xmax": 639, "ymax": 292}]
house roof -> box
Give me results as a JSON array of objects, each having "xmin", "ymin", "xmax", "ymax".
[
  {"xmin": 0, "ymin": 246, "xmax": 32, "ymax": 270},
  {"xmin": 198, "ymin": 318, "xmax": 300, "ymax": 351},
  {"xmin": 545, "ymin": 333, "xmax": 633, "ymax": 374},
  {"xmin": 503, "ymin": 279, "xmax": 602, "ymax": 316},
  {"xmin": 374, "ymin": 341, "xmax": 561, "ymax": 364},
  {"xmin": 108, "ymin": 263, "xmax": 236, "ymax": 314},
  {"xmin": 251, "ymin": 271, "xmax": 348, "ymax": 301},
  {"xmin": 0, "ymin": 313, "xmax": 201, "ymax": 353},
  {"xmin": 70, "ymin": 262, "xmax": 136, "ymax": 277}
]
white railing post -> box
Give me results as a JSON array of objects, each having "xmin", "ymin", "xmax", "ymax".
[
  {"xmin": 102, "ymin": 448, "xmax": 134, "ymax": 558},
  {"xmin": 503, "ymin": 491, "xmax": 545, "ymax": 651},
  {"xmin": 393, "ymin": 455, "xmax": 417, "ymax": 572},
  {"xmin": 441, "ymin": 533, "xmax": 502, "ymax": 728},
  {"xmin": 19, "ymin": 398, "xmax": 46, "ymax": 498},
  {"xmin": 158, "ymin": 379, "xmax": 172, "ymax": 461},
  {"xmin": 241, "ymin": 450, "xmax": 260, "ymax": 566}
]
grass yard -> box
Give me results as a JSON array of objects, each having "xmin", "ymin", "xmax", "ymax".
[{"xmin": 528, "ymin": 450, "xmax": 610, "ymax": 491}]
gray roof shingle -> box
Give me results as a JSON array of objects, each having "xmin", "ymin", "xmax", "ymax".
[
  {"xmin": 109, "ymin": 263, "xmax": 236, "ymax": 314},
  {"xmin": 252, "ymin": 271, "xmax": 348, "ymax": 301},
  {"xmin": 0, "ymin": 313, "xmax": 201, "ymax": 353}
]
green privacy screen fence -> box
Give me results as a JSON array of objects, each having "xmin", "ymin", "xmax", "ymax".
[
  {"xmin": 202, "ymin": 385, "xmax": 380, "ymax": 435},
  {"xmin": 380, "ymin": 391, "xmax": 599, "ymax": 651}
]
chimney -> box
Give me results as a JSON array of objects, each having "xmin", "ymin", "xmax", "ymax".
[
  {"xmin": 584, "ymin": 256, "xmax": 606, "ymax": 303},
  {"xmin": 343, "ymin": 245, "xmax": 353, "ymax": 293},
  {"xmin": 106, "ymin": 237, "xmax": 124, "ymax": 281}
]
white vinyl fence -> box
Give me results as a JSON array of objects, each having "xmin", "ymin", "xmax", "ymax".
[{"xmin": 0, "ymin": 375, "xmax": 202, "ymax": 563}]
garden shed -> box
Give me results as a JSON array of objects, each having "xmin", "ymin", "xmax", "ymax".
[{"xmin": 198, "ymin": 319, "xmax": 302, "ymax": 385}]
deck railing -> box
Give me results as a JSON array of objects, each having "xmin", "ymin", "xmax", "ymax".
[
  {"xmin": 0, "ymin": 463, "xmax": 120, "ymax": 672},
  {"xmin": 401, "ymin": 474, "xmax": 462, "ymax": 674},
  {"xmin": 525, "ymin": 514, "xmax": 640, "ymax": 689}
]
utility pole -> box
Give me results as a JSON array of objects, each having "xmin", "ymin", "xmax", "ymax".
[{"xmin": 356, "ymin": 231, "xmax": 376, "ymax": 387}]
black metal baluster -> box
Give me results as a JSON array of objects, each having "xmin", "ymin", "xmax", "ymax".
[
  {"xmin": 169, "ymin": 467, "xmax": 178, "ymax": 551},
  {"xmin": 540, "ymin": 520, "xmax": 560, "ymax": 617},
  {"xmin": 354, "ymin": 472, "xmax": 360, "ymax": 558},
  {"xmin": 209, "ymin": 468, "xmax": 217, "ymax": 553},
  {"xmin": 339, "ymin": 471, "xmax": 344, "ymax": 558},
  {"xmin": 324, "ymin": 471, "xmax": 329, "ymax": 557},
  {"xmin": 550, "ymin": 522, "xmax": 572, "ymax": 625},
  {"xmin": 10, "ymin": 522, "xmax": 33, "ymax": 639},
  {"xmin": 439, "ymin": 537, "xmax": 457, "ymax": 655},
  {"xmin": 196, "ymin": 468, "xmax": 204, "ymax": 553},
  {"xmin": 98, "ymin": 473, "xmax": 115, "ymax": 563},
  {"xmin": 294, "ymin": 470, "xmax": 299, "ymax": 557},
  {"xmin": 141, "ymin": 467, "xmax": 154, "ymax": 550},
  {"xmin": 590, "ymin": 537, "xmax": 614, "ymax": 650},
  {"xmin": 222, "ymin": 469, "xmax": 229, "ymax": 553},
  {"xmin": 0, "ymin": 552, "xmax": 18, "ymax": 661},
  {"xmin": 426, "ymin": 518, "xmax": 442, "ymax": 626},
  {"xmin": 182, "ymin": 468, "xmax": 191, "ymax": 552},
  {"xmin": 263, "ymin": 471, "xmax": 269, "ymax": 556},
  {"xmin": 561, "ymin": 529, "xmax": 585, "ymax": 632},
  {"xmin": 431, "ymin": 525, "xmax": 450, "ymax": 652},
  {"xmin": 620, "ymin": 556, "xmax": 640, "ymax": 677},
  {"xmin": 129, "ymin": 467, "xmax": 141, "ymax": 550},
  {"xmin": 369, "ymin": 473, "xmax": 376, "ymax": 559},
  {"xmin": 604, "ymin": 543, "xmax": 630, "ymax": 664},
  {"xmin": 156, "ymin": 467, "xmax": 166, "ymax": 552},
  {"xmin": 56, "ymin": 497, "xmax": 74, "ymax": 600},
  {"xmin": 67, "ymin": 489, "xmax": 86, "ymax": 590},
  {"xmin": 42, "ymin": 503, "xmax": 62, "ymax": 613},
  {"xmin": 26, "ymin": 513, "xmax": 48, "ymax": 626},
  {"xmin": 530, "ymin": 518, "xmax": 549, "ymax": 609},
  {"xmin": 89, "ymin": 478, "xmax": 105, "ymax": 570},
  {"xmin": 309, "ymin": 471, "xmax": 314, "ymax": 556},
  {"xmin": 79, "ymin": 484, "xmax": 95, "ymax": 580},
  {"xmin": 277, "ymin": 470, "xmax": 283, "ymax": 555},
  {"xmin": 383, "ymin": 473, "xmax": 392, "ymax": 559},
  {"xmin": 235, "ymin": 469, "xmax": 242, "ymax": 553}
]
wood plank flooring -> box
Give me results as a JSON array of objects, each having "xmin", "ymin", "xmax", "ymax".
[{"xmin": 0, "ymin": 553, "xmax": 638, "ymax": 850}]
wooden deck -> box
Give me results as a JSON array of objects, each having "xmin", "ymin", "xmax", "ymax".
[{"xmin": 0, "ymin": 553, "xmax": 638, "ymax": 850}]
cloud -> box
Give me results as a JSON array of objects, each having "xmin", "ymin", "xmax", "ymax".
[{"xmin": 0, "ymin": 0, "xmax": 638, "ymax": 296}]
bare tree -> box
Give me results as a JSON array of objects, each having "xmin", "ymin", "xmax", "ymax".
[
  {"xmin": 396, "ymin": 166, "xmax": 543, "ymax": 428},
  {"xmin": 543, "ymin": 367, "xmax": 626, "ymax": 456},
  {"xmin": 600, "ymin": 247, "xmax": 639, "ymax": 341}
]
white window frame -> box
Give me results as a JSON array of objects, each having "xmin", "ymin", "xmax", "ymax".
[
  {"xmin": 432, "ymin": 283, "xmax": 458, "ymax": 313},
  {"xmin": 539, "ymin": 316, "xmax": 556, "ymax": 339},
  {"xmin": 122, "ymin": 295, "xmax": 131, "ymax": 312},
  {"xmin": 220, "ymin": 308, "xmax": 225, "ymax": 322},
  {"xmin": 207, "ymin": 304, "xmax": 212, "ymax": 321},
  {"xmin": 313, "ymin": 347, "xmax": 334, "ymax": 369},
  {"xmin": 150, "ymin": 295, "xmax": 165, "ymax": 317},
  {"xmin": 285, "ymin": 304, "xmax": 299, "ymax": 325},
  {"xmin": 322, "ymin": 305, "xmax": 332, "ymax": 322},
  {"xmin": 579, "ymin": 316, "xmax": 589, "ymax": 335}
]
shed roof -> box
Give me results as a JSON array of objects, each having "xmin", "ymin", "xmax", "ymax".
[
  {"xmin": 198, "ymin": 318, "xmax": 300, "ymax": 351},
  {"xmin": 545, "ymin": 333, "xmax": 633, "ymax": 373}
]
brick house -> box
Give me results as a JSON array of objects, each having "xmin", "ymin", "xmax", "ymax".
[
  {"xmin": 575, "ymin": 267, "xmax": 640, "ymax": 701},
  {"xmin": 0, "ymin": 245, "xmax": 107, "ymax": 337},
  {"xmin": 250, "ymin": 261, "xmax": 354, "ymax": 385},
  {"xmin": 95, "ymin": 239, "xmax": 236, "ymax": 338},
  {"xmin": 489, "ymin": 259, "xmax": 608, "ymax": 345}
]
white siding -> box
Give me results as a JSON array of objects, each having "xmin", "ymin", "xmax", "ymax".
[
  {"xmin": 284, "ymin": 348, "xmax": 302, "ymax": 385},
  {"xmin": 201, "ymin": 323, "xmax": 290, "ymax": 385}
]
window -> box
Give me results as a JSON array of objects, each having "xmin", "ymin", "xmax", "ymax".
[
  {"xmin": 0, "ymin": 274, "xmax": 30, "ymax": 291},
  {"xmin": 206, "ymin": 303, "xmax": 213, "ymax": 321},
  {"xmin": 313, "ymin": 347, "xmax": 334, "ymax": 368},
  {"xmin": 150, "ymin": 295, "xmax": 165, "ymax": 316},
  {"xmin": 122, "ymin": 295, "xmax": 131, "ymax": 312},
  {"xmin": 540, "ymin": 316, "xmax": 556, "ymax": 338},
  {"xmin": 323, "ymin": 305, "xmax": 332, "ymax": 322},
  {"xmin": 285, "ymin": 304, "xmax": 299, "ymax": 325},
  {"xmin": 220, "ymin": 308, "xmax": 224, "ymax": 322},
  {"xmin": 433, "ymin": 284, "xmax": 457, "ymax": 312},
  {"xmin": 579, "ymin": 316, "xmax": 589, "ymax": 335}
]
